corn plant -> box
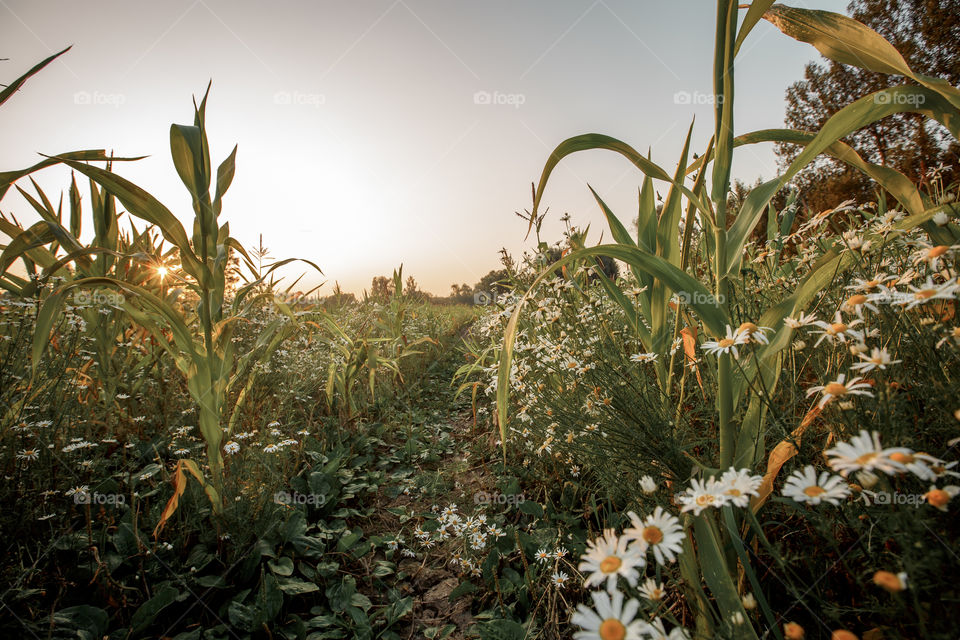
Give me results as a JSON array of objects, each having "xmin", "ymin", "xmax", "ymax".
[
  {"xmin": 17, "ymin": 85, "xmax": 319, "ymax": 530},
  {"xmin": 495, "ymin": 3, "xmax": 960, "ymax": 637}
]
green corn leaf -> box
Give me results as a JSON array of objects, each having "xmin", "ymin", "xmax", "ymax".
[
  {"xmin": 1, "ymin": 151, "xmax": 144, "ymax": 201},
  {"xmin": 726, "ymin": 85, "xmax": 959, "ymax": 275},
  {"xmin": 692, "ymin": 516, "xmax": 759, "ymax": 639},
  {"xmin": 734, "ymin": 1, "xmax": 777, "ymax": 55},
  {"xmin": 47, "ymin": 157, "xmax": 201, "ymax": 276},
  {"xmin": 763, "ymin": 4, "xmax": 960, "ymax": 111},
  {"xmin": 0, "ymin": 46, "xmax": 71, "ymax": 108}
]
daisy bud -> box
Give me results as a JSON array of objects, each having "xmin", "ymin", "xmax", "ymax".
[
  {"xmin": 639, "ymin": 475, "xmax": 657, "ymax": 494},
  {"xmin": 783, "ymin": 622, "xmax": 805, "ymax": 639},
  {"xmin": 849, "ymin": 342, "xmax": 868, "ymax": 355},
  {"xmin": 856, "ymin": 470, "xmax": 879, "ymax": 489},
  {"xmin": 872, "ymin": 570, "xmax": 907, "ymax": 592},
  {"xmin": 831, "ymin": 631, "xmax": 858, "ymax": 640},
  {"xmin": 741, "ymin": 592, "xmax": 757, "ymax": 610},
  {"xmin": 933, "ymin": 211, "xmax": 949, "ymax": 226}
]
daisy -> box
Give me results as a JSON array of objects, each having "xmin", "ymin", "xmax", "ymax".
[
  {"xmin": 571, "ymin": 589, "xmax": 648, "ymax": 640},
  {"xmin": 624, "ymin": 506, "xmax": 684, "ymax": 565},
  {"xmin": 781, "ymin": 466, "xmax": 850, "ymax": 505},
  {"xmin": 886, "ymin": 451, "xmax": 956, "ymax": 481},
  {"xmin": 552, "ymin": 571, "xmax": 570, "ymax": 588},
  {"xmin": 735, "ymin": 322, "xmax": 772, "ymax": 344},
  {"xmin": 850, "ymin": 347, "xmax": 901, "ymax": 373},
  {"xmin": 702, "ymin": 325, "xmax": 749, "ymax": 359},
  {"xmin": 810, "ymin": 312, "xmax": 864, "ymax": 347},
  {"xmin": 912, "ymin": 243, "xmax": 957, "ymax": 271},
  {"xmin": 16, "ymin": 449, "xmax": 40, "ymax": 462},
  {"xmin": 806, "ymin": 373, "xmax": 874, "ymax": 409},
  {"xmin": 841, "ymin": 293, "xmax": 879, "ymax": 317},
  {"xmin": 578, "ymin": 530, "xmax": 644, "ymax": 590},
  {"xmin": 824, "ymin": 430, "xmax": 911, "ymax": 477},
  {"xmin": 639, "ymin": 475, "xmax": 657, "ymax": 494},
  {"xmin": 638, "ymin": 577, "xmax": 665, "ymax": 601},
  {"xmin": 223, "ymin": 441, "xmax": 240, "ymax": 455},
  {"xmin": 534, "ymin": 548, "xmax": 552, "ymax": 564},
  {"xmin": 630, "ymin": 352, "xmax": 658, "ymax": 364},
  {"xmin": 679, "ymin": 477, "xmax": 727, "ymax": 515},
  {"xmin": 892, "ymin": 277, "xmax": 959, "ymax": 310},
  {"xmin": 872, "ymin": 570, "xmax": 908, "ymax": 593},
  {"xmin": 925, "ymin": 485, "xmax": 960, "ymax": 512},
  {"xmin": 784, "ymin": 311, "xmax": 818, "ymax": 329},
  {"xmin": 718, "ymin": 467, "xmax": 763, "ymax": 507}
]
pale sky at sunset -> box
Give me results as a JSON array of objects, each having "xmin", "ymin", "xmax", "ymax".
[{"xmin": 2, "ymin": 0, "xmax": 846, "ymax": 296}]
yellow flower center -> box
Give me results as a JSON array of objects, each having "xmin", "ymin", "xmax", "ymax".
[
  {"xmin": 824, "ymin": 382, "xmax": 848, "ymax": 396},
  {"xmin": 600, "ymin": 555, "xmax": 622, "ymax": 573},
  {"xmin": 599, "ymin": 619, "xmax": 627, "ymax": 640},
  {"xmin": 718, "ymin": 338, "xmax": 735, "ymax": 348},
  {"xmin": 696, "ymin": 494, "xmax": 715, "ymax": 506},
  {"xmin": 738, "ymin": 322, "xmax": 758, "ymax": 334},
  {"xmin": 915, "ymin": 289, "xmax": 936, "ymax": 299},
  {"xmin": 855, "ymin": 452, "xmax": 878, "ymax": 465},
  {"xmin": 872, "ymin": 570, "xmax": 905, "ymax": 592},
  {"xmin": 642, "ymin": 526, "xmax": 664, "ymax": 544},
  {"xmin": 803, "ymin": 486, "xmax": 826, "ymax": 497},
  {"xmin": 828, "ymin": 323, "xmax": 848, "ymax": 335},
  {"xmin": 927, "ymin": 488, "xmax": 950, "ymax": 507},
  {"xmin": 865, "ymin": 279, "xmax": 880, "ymax": 288},
  {"xmin": 726, "ymin": 488, "xmax": 742, "ymax": 497},
  {"xmin": 889, "ymin": 452, "xmax": 913, "ymax": 464},
  {"xmin": 847, "ymin": 294, "xmax": 867, "ymax": 306},
  {"xmin": 928, "ymin": 245, "xmax": 949, "ymax": 258}
]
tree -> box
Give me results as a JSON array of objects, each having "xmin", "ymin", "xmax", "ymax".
[
  {"xmin": 370, "ymin": 275, "xmax": 392, "ymax": 301},
  {"xmin": 776, "ymin": 0, "xmax": 960, "ymax": 212}
]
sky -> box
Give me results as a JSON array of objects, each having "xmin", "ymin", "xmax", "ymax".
[{"xmin": 1, "ymin": 0, "xmax": 848, "ymax": 296}]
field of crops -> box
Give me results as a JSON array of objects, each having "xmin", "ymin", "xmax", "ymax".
[{"xmin": 2, "ymin": 2, "xmax": 960, "ymax": 640}]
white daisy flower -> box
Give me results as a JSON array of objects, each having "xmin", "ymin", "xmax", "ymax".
[
  {"xmin": 850, "ymin": 347, "xmax": 901, "ymax": 373},
  {"xmin": 810, "ymin": 312, "xmax": 864, "ymax": 347},
  {"xmin": 638, "ymin": 577, "xmax": 666, "ymax": 601},
  {"xmin": 571, "ymin": 588, "xmax": 648, "ymax": 640},
  {"xmin": 718, "ymin": 467, "xmax": 763, "ymax": 508},
  {"xmin": 781, "ymin": 465, "xmax": 850, "ymax": 505},
  {"xmin": 702, "ymin": 325, "xmax": 750, "ymax": 358},
  {"xmin": 624, "ymin": 507, "xmax": 684, "ymax": 565},
  {"xmin": 578, "ymin": 530, "xmax": 645, "ymax": 591},
  {"xmin": 806, "ymin": 373, "xmax": 874, "ymax": 409},
  {"xmin": 824, "ymin": 430, "xmax": 911, "ymax": 477},
  {"xmin": 679, "ymin": 477, "xmax": 727, "ymax": 515}
]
